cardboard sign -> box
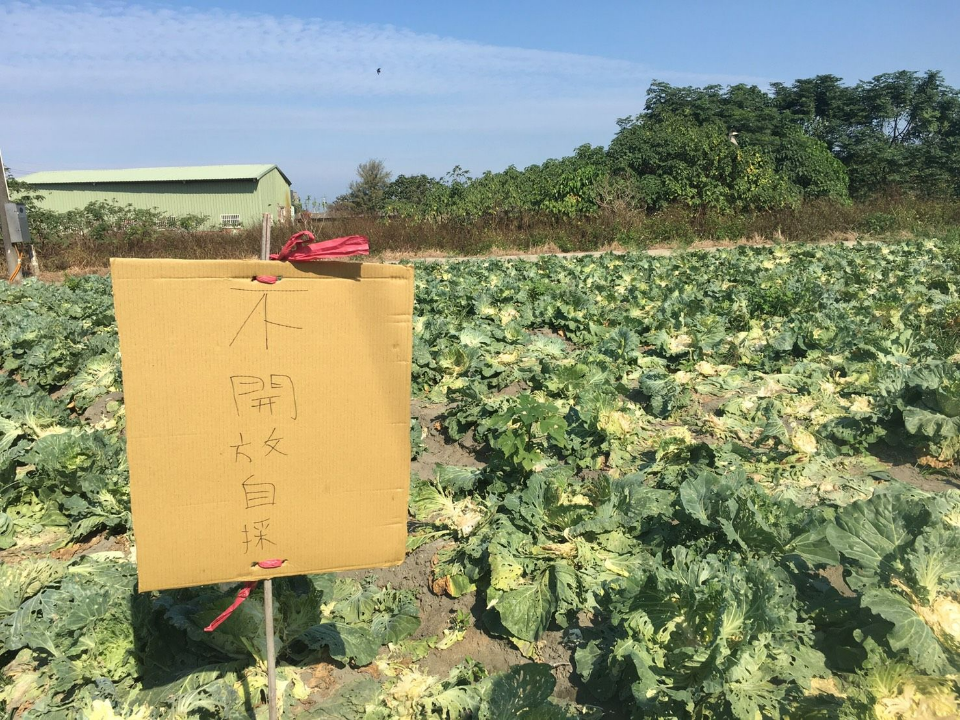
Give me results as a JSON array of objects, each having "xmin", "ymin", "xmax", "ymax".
[{"xmin": 111, "ymin": 259, "xmax": 413, "ymax": 591}]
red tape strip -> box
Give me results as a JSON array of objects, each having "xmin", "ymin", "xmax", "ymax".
[
  {"xmin": 204, "ymin": 581, "xmax": 256, "ymax": 632},
  {"xmin": 203, "ymin": 559, "xmax": 284, "ymax": 632}
]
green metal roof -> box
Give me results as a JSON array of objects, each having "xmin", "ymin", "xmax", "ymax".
[{"xmin": 19, "ymin": 164, "xmax": 291, "ymax": 186}]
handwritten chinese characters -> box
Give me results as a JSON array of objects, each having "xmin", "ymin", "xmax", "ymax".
[
  {"xmin": 230, "ymin": 374, "xmax": 299, "ymax": 420},
  {"xmin": 241, "ymin": 475, "xmax": 276, "ymax": 509},
  {"xmin": 229, "ymin": 289, "xmax": 305, "ymax": 350},
  {"xmin": 227, "ymin": 288, "xmax": 305, "ymax": 560},
  {"xmin": 228, "ymin": 373, "xmax": 298, "ymax": 556},
  {"xmin": 241, "ymin": 519, "xmax": 276, "ymax": 553}
]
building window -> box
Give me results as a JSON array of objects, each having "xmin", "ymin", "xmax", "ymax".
[{"xmin": 220, "ymin": 214, "xmax": 242, "ymax": 228}]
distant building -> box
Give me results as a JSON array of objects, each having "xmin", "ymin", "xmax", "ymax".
[{"xmin": 19, "ymin": 164, "xmax": 293, "ymax": 228}]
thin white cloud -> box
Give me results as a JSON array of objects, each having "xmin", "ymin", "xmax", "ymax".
[{"xmin": 0, "ymin": 1, "xmax": 768, "ymax": 195}]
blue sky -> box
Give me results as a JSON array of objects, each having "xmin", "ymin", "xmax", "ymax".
[{"xmin": 2, "ymin": 0, "xmax": 958, "ymax": 201}]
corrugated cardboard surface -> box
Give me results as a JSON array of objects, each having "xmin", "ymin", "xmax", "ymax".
[{"xmin": 111, "ymin": 259, "xmax": 413, "ymax": 591}]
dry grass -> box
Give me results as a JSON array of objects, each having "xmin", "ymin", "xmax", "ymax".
[
  {"xmin": 35, "ymin": 266, "xmax": 109, "ymax": 283},
  {"xmin": 26, "ymin": 196, "xmax": 960, "ymax": 272}
]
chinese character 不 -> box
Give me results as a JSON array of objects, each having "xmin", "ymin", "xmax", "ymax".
[{"xmin": 229, "ymin": 293, "xmax": 302, "ymax": 350}]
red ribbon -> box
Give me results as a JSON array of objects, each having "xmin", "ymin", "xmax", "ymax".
[
  {"xmin": 270, "ymin": 232, "xmax": 369, "ymax": 262},
  {"xmin": 203, "ymin": 559, "xmax": 285, "ymax": 632},
  {"xmin": 254, "ymin": 232, "xmax": 370, "ymax": 284}
]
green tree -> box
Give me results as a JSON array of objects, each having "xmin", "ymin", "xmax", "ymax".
[
  {"xmin": 338, "ymin": 72, "xmax": 959, "ymax": 220},
  {"xmin": 643, "ymin": 80, "xmax": 783, "ymax": 140},
  {"xmin": 527, "ymin": 144, "xmax": 610, "ymax": 218},
  {"xmin": 847, "ymin": 70, "xmax": 960, "ymax": 197},
  {"xmin": 333, "ymin": 159, "xmax": 393, "ymax": 214},
  {"xmin": 772, "ymin": 74, "xmax": 859, "ymax": 151},
  {"xmin": 384, "ymin": 174, "xmax": 444, "ymax": 216},
  {"xmin": 609, "ymin": 114, "xmax": 797, "ymax": 212},
  {"xmin": 771, "ymin": 129, "xmax": 849, "ymax": 200},
  {"xmin": 638, "ymin": 80, "xmax": 849, "ymax": 202},
  {"xmin": 775, "ymin": 70, "xmax": 960, "ymax": 197}
]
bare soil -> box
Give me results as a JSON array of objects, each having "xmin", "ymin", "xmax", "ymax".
[
  {"xmin": 82, "ymin": 390, "xmax": 124, "ymax": 425},
  {"xmin": 409, "ymin": 399, "xmax": 484, "ymax": 481},
  {"xmin": 819, "ymin": 564, "xmax": 856, "ymax": 599},
  {"xmin": 869, "ymin": 442, "xmax": 960, "ymax": 493},
  {"xmin": 341, "ymin": 540, "xmax": 530, "ymax": 675}
]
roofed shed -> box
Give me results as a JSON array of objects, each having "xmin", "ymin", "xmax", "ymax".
[{"xmin": 19, "ymin": 164, "xmax": 293, "ymax": 228}]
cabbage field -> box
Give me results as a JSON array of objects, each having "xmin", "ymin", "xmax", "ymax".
[{"xmin": 3, "ymin": 240, "xmax": 960, "ymax": 719}]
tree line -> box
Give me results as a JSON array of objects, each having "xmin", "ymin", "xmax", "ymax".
[{"xmin": 332, "ymin": 70, "xmax": 960, "ymax": 220}]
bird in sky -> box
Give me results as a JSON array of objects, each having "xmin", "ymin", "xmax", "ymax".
[{"xmin": 377, "ymin": 67, "xmax": 381, "ymax": 75}]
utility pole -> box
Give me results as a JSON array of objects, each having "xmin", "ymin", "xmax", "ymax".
[{"xmin": 0, "ymin": 148, "xmax": 22, "ymax": 285}]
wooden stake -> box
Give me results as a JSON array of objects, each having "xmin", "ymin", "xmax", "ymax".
[
  {"xmin": 259, "ymin": 222, "xmax": 278, "ymax": 720},
  {"xmin": 25, "ymin": 245, "xmax": 39, "ymax": 277},
  {"xmin": 261, "ymin": 213, "xmax": 273, "ymax": 261},
  {"xmin": 264, "ymin": 577, "xmax": 278, "ymax": 720},
  {"xmin": 0, "ymin": 148, "xmax": 22, "ymax": 285}
]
